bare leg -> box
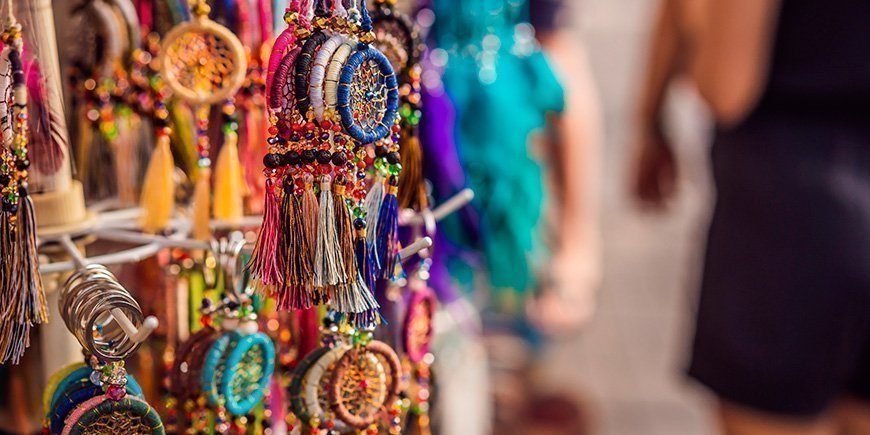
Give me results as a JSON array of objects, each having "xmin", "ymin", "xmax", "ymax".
[
  {"xmin": 718, "ymin": 401, "xmax": 834, "ymax": 435},
  {"xmin": 835, "ymin": 398, "xmax": 870, "ymax": 435}
]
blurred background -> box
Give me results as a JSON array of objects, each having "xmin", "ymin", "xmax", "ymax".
[
  {"xmin": 496, "ymin": 1, "xmax": 715, "ymax": 433},
  {"xmin": 559, "ymin": 0, "xmax": 709, "ymax": 432}
]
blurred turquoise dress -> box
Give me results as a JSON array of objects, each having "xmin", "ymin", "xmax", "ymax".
[{"xmin": 431, "ymin": 0, "xmax": 564, "ymax": 299}]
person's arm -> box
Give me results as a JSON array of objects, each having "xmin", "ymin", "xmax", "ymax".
[
  {"xmin": 633, "ymin": 0, "xmax": 690, "ymax": 206},
  {"xmin": 638, "ymin": 0, "xmax": 690, "ymax": 138},
  {"xmin": 691, "ymin": 0, "xmax": 781, "ymax": 126}
]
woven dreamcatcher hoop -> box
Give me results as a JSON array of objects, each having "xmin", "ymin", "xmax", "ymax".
[
  {"xmin": 219, "ymin": 331, "xmax": 277, "ymax": 415},
  {"xmin": 201, "ymin": 328, "xmax": 276, "ymax": 416},
  {"xmin": 62, "ymin": 395, "xmax": 164, "ymax": 435},
  {"xmin": 49, "ymin": 371, "xmax": 144, "ymax": 434},
  {"xmin": 370, "ymin": 0, "xmax": 420, "ymax": 76},
  {"xmin": 403, "ymin": 285, "xmax": 436, "ymax": 364},
  {"xmin": 159, "ymin": 0, "xmax": 247, "ymax": 105},
  {"xmin": 337, "ymin": 46, "xmax": 398, "ymax": 144},
  {"xmin": 68, "ymin": 0, "xmax": 124, "ymax": 80},
  {"xmin": 329, "ymin": 339, "xmax": 402, "ymax": 429}
]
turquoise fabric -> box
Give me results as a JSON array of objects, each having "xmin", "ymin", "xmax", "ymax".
[{"xmin": 431, "ymin": 0, "xmax": 564, "ymax": 295}]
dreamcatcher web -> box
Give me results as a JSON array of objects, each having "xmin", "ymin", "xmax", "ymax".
[
  {"xmin": 78, "ymin": 410, "xmax": 155, "ymax": 434},
  {"xmin": 350, "ymin": 59, "xmax": 388, "ymax": 133},
  {"xmin": 165, "ymin": 31, "xmax": 237, "ymax": 96},
  {"xmin": 231, "ymin": 344, "xmax": 266, "ymax": 399},
  {"xmin": 336, "ymin": 351, "xmax": 388, "ymax": 419}
]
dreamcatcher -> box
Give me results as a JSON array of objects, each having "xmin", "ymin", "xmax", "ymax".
[
  {"xmin": 66, "ymin": 0, "xmax": 149, "ymax": 204},
  {"xmin": 400, "ymin": 259, "xmax": 436, "ymax": 434},
  {"xmin": 44, "ymin": 360, "xmax": 149, "ymax": 433},
  {"xmin": 159, "ymin": 0, "xmax": 247, "ymax": 239},
  {"xmin": 0, "ymin": 5, "xmax": 47, "ymax": 365},
  {"xmin": 286, "ymin": 319, "xmax": 403, "ymax": 433},
  {"xmin": 169, "ymin": 237, "xmax": 277, "ymax": 432},
  {"xmin": 248, "ymin": 0, "xmax": 400, "ymax": 326},
  {"xmin": 371, "ymin": 0, "xmax": 425, "ymax": 210},
  {"xmin": 39, "ymin": 258, "xmax": 163, "ymax": 433}
]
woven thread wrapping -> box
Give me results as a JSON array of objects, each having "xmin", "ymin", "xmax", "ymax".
[
  {"xmin": 337, "ymin": 48, "xmax": 398, "ymax": 143},
  {"xmin": 295, "ymin": 31, "xmax": 331, "ymax": 116},
  {"xmin": 66, "ymin": 396, "xmax": 164, "ymax": 434}
]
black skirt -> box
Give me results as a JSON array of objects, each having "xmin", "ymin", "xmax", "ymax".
[{"xmin": 688, "ymin": 107, "xmax": 870, "ymax": 416}]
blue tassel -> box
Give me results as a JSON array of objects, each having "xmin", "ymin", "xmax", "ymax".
[
  {"xmin": 375, "ymin": 176, "xmax": 399, "ymax": 279},
  {"xmin": 355, "ymin": 222, "xmax": 377, "ymax": 293}
]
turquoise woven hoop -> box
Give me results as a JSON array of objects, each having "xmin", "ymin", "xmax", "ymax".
[{"xmin": 220, "ymin": 332, "xmax": 276, "ymax": 416}]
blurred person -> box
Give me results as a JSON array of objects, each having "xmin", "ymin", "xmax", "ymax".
[
  {"xmin": 635, "ymin": 0, "xmax": 870, "ymax": 434},
  {"xmin": 529, "ymin": 0, "xmax": 602, "ymax": 338}
]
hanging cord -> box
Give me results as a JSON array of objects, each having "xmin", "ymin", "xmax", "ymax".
[
  {"xmin": 189, "ymin": 0, "xmax": 210, "ymax": 16},
  {"xmin": 357, "ymin": 0, "xmax": 374, "ymax": 44}
]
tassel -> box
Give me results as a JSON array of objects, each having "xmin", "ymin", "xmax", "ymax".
[
  {"xmin": 333, "ymin": 179, "xmax": 357, "ymax": 281},
  {"xmin": 139, "ymin": 132, "xmax": 175, "ymax": 233},
  {"xmin": 279, "ymin": 184, "xmax": 313, "ymax": 310},
  {"xmin": 26, "ymin": 61, "xmax": 66, "ymax": 175},
  {"xmin": 212, "ymin": 131, "xmax": 244, "ymax": 222},
  {"xmin": 346, "ymin": 222, "xmax": 383, "ymax": 328},
  {"xmin": 191, "ymin": 168, "xmax": 212, "ymax": 241},
  {"xmin": 331, "ymin": 179, "xmax": 380, "ymax": 318},
  {"xmin": 299, "ymin": 177, "xmax": 320, "ymax": 301},
  {"xmin": 364, "ymin": 175, "xmax": 384, "ymax": 248},
  {"xmin": 355, "ymin": 224, "xmax": 376, "ymax": 295},
  {"xmin": 16, "ymin": 196, "xmax": 47, "ymax": 326},
  {"xmin": 0, "ymin": 196, "xmax": 47, "ymax": 364},
  {"xmin": 247, "ymin": 178, "xmax": 284, "ymax": 295},
  {"xmin": 375, "ymin": 175, "xmax": 399, "ymax": 279},
  {"xmin": 313, "ymin": 176, "xmax": 346, "ymax": 292},
  {"xmin": 397, "ymin": 133, "xmax": 426, "ymax": 210},
  {"xmin": 114, "ymin": 113, "xmax": 139, "ymax": 205}
]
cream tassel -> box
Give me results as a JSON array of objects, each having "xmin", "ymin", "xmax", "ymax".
[{"xmin": 139, "ymin": 133, "xmax": 175, "ymax": 233}]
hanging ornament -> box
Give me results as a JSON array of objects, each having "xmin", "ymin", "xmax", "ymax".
[
  {"xmin": 159, "ymin": 0, "xmax": 247, "ymax": 240},
  {"xmin": 0, "ymin": 11, "xmax": 48, "ymax": 365}
]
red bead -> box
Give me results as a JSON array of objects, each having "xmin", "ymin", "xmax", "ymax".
[
  {"xmin": 305, "ymin": 122, "xmax": 316, "ymax": 131},
  {"xmin": 364, "ymin": 156, "xmax": 374, "ymax": 165},
  {"xmin": 320, "ymin": 120, "xmax": 332, "ymax": 129},
  {"xmin": 326, "ymin": 421, "xmax": 335, "ymax": 429},
  {"xmin": 332, "ymin": 125, "xmax": 342, "ymax": 132},
  {"xmin": 392, "ymin": 124, "xmax": 401, "ymax": 133},
  {"xmin": 291, "ymin": 123, "xmax": 303, "ymax": 132},
  {"xmin": 268, "ymin": 126, "xmax": 279, "ymax": 135}
]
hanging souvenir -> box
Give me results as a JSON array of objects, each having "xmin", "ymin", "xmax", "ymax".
[
  {"xmin": 45, "ymin": 253, "xmax": 163, "ymax": 433},
  {"xmin": 159, "ymin": 0, "xmax": 247, "ymax": 239},
  {"xmin": 60, "ymin": 362, "xmax": 164, "ymax": 435},
  {"xmin": 249, "ymin": 0, "xmax": 398, "ymax": 326},
  {"xmin": 0, "ymin": 9, "xmax": 47, "ymax": 365},
  {"xmin": 370, "ymin": 0, "xmax": 426, "ymax": 211},
  {"xmin": 286, "ymin": 318, "xmax": 403, "ymax": 433}
]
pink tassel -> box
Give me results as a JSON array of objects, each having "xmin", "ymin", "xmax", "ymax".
[{"xmin": 247, "ymin": 178, "xmax": 285, "ymax": 295}]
